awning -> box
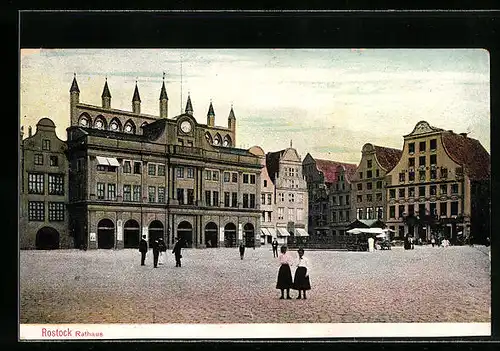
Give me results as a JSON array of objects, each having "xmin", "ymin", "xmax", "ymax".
[
  {"xmin": 261, "ymin": 228, "xmax": 271, "ymax": 236},
  {"xmin": 96, "ymin": 156, "xmax": 109, "ymax": 165},
  {"xmin": 107, "ymin": 157, "xmax": 120, "ymax": 167},
  {"xmin": 277, "ymin": 227, "xmax": 290, "ymax": 237},
  {"xmin": 267, "ymin": 228, "xmax": 277, "ymax": 237},
  {"xmin": 295, "ymin": 228, "xmax": 309, "ymax": 237}
]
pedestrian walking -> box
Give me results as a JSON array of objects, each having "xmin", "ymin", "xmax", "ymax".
[
  {"xmin": 139, "ymin": 235, "xmax": 148, "ymax": 266},
  {"xmin": 293, "ymin": 248, "xmax": 311, "ymax": 299},
  {"xmin": 158, "ymin": 237, "xmax": 167, "ymax": 265},
  {"xmin": 152, "ymin": 238, "xmax": 160, "ymax": 268},
  {"xmin": 172, "ymin": 237, "xmax": 183, "ymax": 267},
  {"xmin": 276, "ymin": 245, "xmax": 293, "ymax": 299},
  {"xmin": 368, "ymin": 236, "xmax": 375, "ymax": 252},
  {"xmin": 239, "ymin": 241, "xmax": 246, "ymax": 260},
  {"xmin": 431, "ymin": 236, "xmax": 436, "ymax": 247},
  {"xmin": 410, "ymin": 236, "xmax": 415, "ymax": 250},
  {"xmin": 272, "ymin": 238, "xmax": 279, "ymax": 258}
]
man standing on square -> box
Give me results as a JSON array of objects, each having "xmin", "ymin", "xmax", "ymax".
[
  {"xmin": 172, "ymin": 237, "xmax": 183, "ymax": 267},
  {"xmin": 139, "ymin": 235, "xmax": 148, "ymax": 266},
  {"xmin": 272, "ymin": 238, "xmax": 279, "ymax": 258}
]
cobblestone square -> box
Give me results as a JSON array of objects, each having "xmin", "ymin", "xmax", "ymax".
[{"xmin": 20, "ymin": 246, "xmax": 490, "ymax": 324}]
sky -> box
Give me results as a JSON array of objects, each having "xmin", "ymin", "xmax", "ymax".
[{"xmin": 20, "ymin": 49, "xmax": 490, "ymax": 164}]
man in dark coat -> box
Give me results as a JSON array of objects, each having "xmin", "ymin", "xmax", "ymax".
[
  {"xmin": 272, "ymin": 238, "xmax": 279, "ymax": 258},
  {"xmin": 139, "ymin": 235, "xmax": 148, "ymax": 266},
  {"xmin": 172, "ymin": 237, "xmax": 183, "ymax": 267},
  {"xmin": 152, "ymin": 238, "xmax": 160, "ymax": 268}
]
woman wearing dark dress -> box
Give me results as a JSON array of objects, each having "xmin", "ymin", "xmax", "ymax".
[
  {"xmin": 292, "ymin": 248, "xmax": 311, "ymax": 299},
  {"xmin": 276, "ymin": 245, "xmax": 294, "ymax": 299}
]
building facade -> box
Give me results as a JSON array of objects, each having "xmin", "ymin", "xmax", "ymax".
[
  {"xmin": 385, "ymin": 121, "xmax": 490, "ymax": 243},
  {"xmin": 351, "ymin": 143, "xmax": 402, "ymax": 223},
  {"xmin": 65, "ymin": 75, "xmax": 262, "ymax": 250},
  {"xmin": 20, "ymin": 118, "xmax": 71, "ymax": 249},
  {"xmin": 302, "ymin": 154, "xmax": 356, "ymax": 237}
]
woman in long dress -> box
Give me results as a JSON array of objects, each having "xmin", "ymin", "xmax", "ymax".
[
  {"xmin": 292, "ymin": 248, "xmax": 311, "ymax": 299},
  {"xmin": 276, "ymin": 245, "xmax": 293, "ymax": 299}
]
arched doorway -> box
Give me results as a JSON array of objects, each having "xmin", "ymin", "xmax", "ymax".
[
  {"xmin": 243, "ymin": 223, "xmax": 255, "ymax": 247},
  {"xmin": 124, "ymin": 219, "xmax": 140, "ymax": 248},
  {"xmin": 149, "ymin": 220, "xmax": 165, "ymax": 247},
  {"xmin": 205, "ymin": 222, "xmax": 218, "ymax": 248},
  {"xmin": 97, "ymin": 219, "xmax": 115, "ymax": 249},
  {"xmin": 224, "ymin": 223, "xmax": 236, "ymax": 247},
  {"xmin": 177, "ymin": 221, "xmax": 193, "ymax": 248},
  {"xmin": 35, "ymin": 227, "xmax": 60, "ymax": 250}
]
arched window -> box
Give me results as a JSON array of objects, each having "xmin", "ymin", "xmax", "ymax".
[
  {"xmin": 109, "ymin": 117, "xmax": 122, "ymax": 132},
  {"xmin": 124, "ymin": 119, "xmax": 136, "ymax": 134},
  {"xmin": 94, "ymin": 115, "xmax": 107, "ymax": 130},
  {"xmin": 223, "ymin": 134, "xmax": 232, "ymax": 147},
  {"xmin": 78, "ymin": 113, "xmax": 92, "ymax": 127},
  {"xmin": 205, "ymin": 132, "xmax": 213, "ymax": 144},
  {"xmin": 213, "ymin": 133, "xmax": 222, "ymax": 146}
]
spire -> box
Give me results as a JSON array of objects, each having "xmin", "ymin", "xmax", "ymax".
[
  {"xmin": 70, "ymin": 73, "xmax": 80, "ymax": 93},
  {"xmin": 132, "ymin": 81, "xmax": 141, "ymax": 102},
  {"xmin": 207, "ymin": 101, "xmax": 215, "ymax": 117},
  {"xmin": 160, "ymin": 72, "xmax": 168, "ymax": 100},
  {"xmin": 228, "ymin": 104, "xmax": 236, "ymax": 119},
  {"xmin": 185, "ymin": 93, "xmax": 193, "ymax": 115},
  {"xmin": 101, "ymin": 78, "xmax": 111, "ymax": 98}
]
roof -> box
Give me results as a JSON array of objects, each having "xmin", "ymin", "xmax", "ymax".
[
  {"xmin": 266, "ymin": 149, "xmax": 286, "ymax": 183},
  {"xmin": 373, "ymin": 145, "xmax": 402, "ymax": 172},
  {"xmin": 132, "ymin": 84, "xmax": 141, "ymax": 102},
  {"xmin": 207, "ymin": 102, "xmax": 215, "ymax": 116},
  {"xmin": 228, "ymin": 106, "xmax": 236, "ymax": 119},
  {"xmin": 348, "ymin": 219, "xmax": 385, "ymax": 229},
  {"xmin": 159, "ymin": 81, "xmax": 168, "ymax": 100},
  {"xmin": 314, "ymin": 158, "xmax": 357, "ymax": 184},
  {"xmin": 185, "ymin": 95, "xmax": 193, "ymax": 114},
  {"xmin": 36, "ymin": 118, "xmax": 56, "ymax": 128},
  {"xmin": 441, "ymin": 132, "xmax": 490, "ymax": 181},
  {"xmin": 70, "ymin": 76, "xmax": 80, "ymax": 93},
  {"xmin": 101, "ymin": 80, "xmax": 111, "ymax": 98},
  {"xmin": 212, "ymin": 145, "xmax": 256, "ymax": 157}
]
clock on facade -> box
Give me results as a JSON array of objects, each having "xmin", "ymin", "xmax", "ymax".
[{"xmin": 180, "ymin": 120, "xmax": 192, "ymax": 133}]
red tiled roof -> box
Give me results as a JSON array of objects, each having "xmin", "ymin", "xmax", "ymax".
[
  {"xmin": 315, "ymin": 158, "xmax": 358, "ymax": 184},
  {"xmin": 373, "ymin": 145, "xmax": 402, "ymax": 172},
  {"xmin": 442, "ymin": 132, "xmax": 490, "ymax": 181}
]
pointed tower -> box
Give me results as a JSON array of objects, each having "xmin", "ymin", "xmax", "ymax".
[
  {"xmin": 101, "ymin": 78, "xmax": 111, "ymax": 109},
  {"xmin": 207, "ymin": 100, "xmax": 215, "ymax": 127},
  {"xmin": 70, "ymin": 73, "xmax": 80, "ymax": 124},
  {"xmin": 132, "ymin": 81, "xmax": 141, "ymax": 114},
  {"xmin": 159, "ymin": 73, "xmax": 169, "ymax": 118},
  {"xmin": 228, "ymin": 104, "xmax": 236, "ymax": 145},
  {"xmin": 185, "ymin": 93, "xmax": 193, "ymax": 116}
]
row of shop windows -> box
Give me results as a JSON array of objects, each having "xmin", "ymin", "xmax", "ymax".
[
  {"xmin": 356, "ymin": 207, "xmax": 384, "ymax": 220},
  {"xmin": 28, "ymin": 201, "xmax": 64, "ymax": 222},
  {"xmin": 331, "ymin": 210, "xmax": 351, "ymax": 223},
  {"xmin": 388, "ymin": 201, "xmax": 459, "ymax": 219},
  {"xmin": 27, "ymin": 173, "xmax": 64, "ymax": 195},
  {"xmin": 33, "ymin": 154, "xmax": 59, "ymax": 167},
  {"xmin": 389, "ymin": 183, "xmax": 460, "ymax": 199}
]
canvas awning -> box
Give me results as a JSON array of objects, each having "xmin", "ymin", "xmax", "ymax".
[
  {"xmin": 294, "ymin": 228, "xmax": 309, "ymax": 237},
  {"xmin": 267, "ymin": 228, "xmax": 277, "ymax": 237},
  {"xmin": 107, "ymin": 157, "xmax": 120, "ymax": 167},
  {"xmin": 96, "ymin": 156, "xmax": 109, "ymax": 165},
  {"xmin": 261, "ymin": 228, "xmax": 271, "ymax": 236},
  {"xmin": 96, "ymin": 156, "xmax": 120, "ymax": 167},
  {"xmin": 276, "ymin": 227, "xmax": 290, "ymax": 237}
]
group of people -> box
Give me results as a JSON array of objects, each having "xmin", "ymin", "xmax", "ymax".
[
  {"xmin": 276, "ymin": 245, "xmax": 311, "ymax": 300},
  {"xmin": 139, "ymin": 235, "xmax": 184, "ymax": 268}
]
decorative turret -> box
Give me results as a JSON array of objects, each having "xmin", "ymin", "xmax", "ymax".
[
  {"xmin": 185, "ymin": 93, "xmax": 193, "ymax": 116},
  {"xmin": 159, "ymin": 72, "xmax": 169, "ymax": 118},
  {"xmin": 101, "ymin": 78, "xmax": 111, "ymax": 109},
  {"xmin": 132, "ymin": 81, "xmax": 141, "ymax": 114},
  {"xmin": 207, "ymin": 100, "xmax": 215, "ymax": 127},
  {"xmin": 70, "ymin": 73, "xmax": 80, "ymax": 122},
  {"xmin": 228, "ymin": 104, "xmax": 236, "ymax": 145}
]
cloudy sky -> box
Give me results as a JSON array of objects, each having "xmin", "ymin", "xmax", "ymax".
[{"xmin": 20, "ymin": 49, "xmax": 490, "ymax": 164}]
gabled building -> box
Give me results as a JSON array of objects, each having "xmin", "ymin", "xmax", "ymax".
[
  {"xmin": 385, "ymin": 121, "xmax": 490, "ymax": 243},
  {"xmin": 350, "ymin": 143, "xmax": 402, "ymax": 222}
]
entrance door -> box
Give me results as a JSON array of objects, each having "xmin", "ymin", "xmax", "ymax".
[
  {"xmin": 205, "ymin": 222, "xmax": 218, "ymax": 248},
  {"xmin": 177, "ymin": 221, "xmax": 193, "ymax": 248},
  {"xmin": 224, "ymin": 223, "xmax": 236, "ymax": 247},
  {"xmin": 97, "ymin": 219, "xmax": 115, "ymax": 249},
  {"xmin": 35, "ymin": 227, "xmax": 60, "ymax": 250},
  {"xmin": 124, "ymin": 220, "xmax": 140, "ymax": 248},
  {"xmin": 149, "ymin": 220, "xmax": 165, "ymax": 247},
  {"xmin": 243, "ymin": 223, "xmax": 255, "ymax": 247}
]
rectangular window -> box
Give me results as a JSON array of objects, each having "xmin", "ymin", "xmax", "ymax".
[
  {"xmin": 97, "ymin": 183, "xmax": 105, "ymax": 199},
  {"xmin": 250, "ymin": 174, "xmax": 256, "ymax": 184},
  {"xmin": 48, "ymin": 202, "xmax": 64, "ymax": 222},
  {"xmin": 419, "ymin": 141, "xmax": 426, "ymax": 152},
  {"xmin": 409, "ymin": 170, "xmax": 415, "ymax": 182},
  {"xmin": 49, "ymin": 156, "xmax": 58, "ymax": 166},
  {"xmin": 205, "ymin": 170, "xmax": 211, "ymax": 180},
  {"xmin": 158, "ymin": 187, "xmax": 165, "ymax": 203},
  {"xmin": 178, "ymin": 139, "xmax": 184, "ymax": 146},
  {"xmin": 346, "ymin": 195, "xmax": 350, "ymax": 205},
  {"xmin": 419, "ymin": 156, "xmax": 426, "ymax": 166},
  {"xmin": 419, "ymin": 186, "xmax": 426, "ymax": 197},
  {"xmin": 451, "ymin": 183, "xmax": 459, "ymax": 194},
  {"xmin": 288, "ymin": 208, "xmax": 294, "ymax": 221},
  {"xmin": 28, "ymin": 173, "xmax": 44, "ymax": 194},
  {"xmin": 440, "ymin": 202, "xmax": 447, "ymax": 216},
  {"xmin": 367, "ymin": 159, "xmax": 372, "ymax": 168},
  {"xmin": 176, "ymin": 167, "xmax": 184, "ymax": 178},
  {"xmin": 339, "ymin": 211, "xmax": 344, "ymax": 222},
  {"xmin": 231, "ymin": 192, "xmax": 238, "ymax": 207},
  {"xmin": 419, "ymin": 170, "xmax": 426, "ymax": 181},
  {"xmin": 408, "ymin": 157, "xmax": 415, "ymax": 167},
  {"xmin": 212, "ymin": 171, "xmax": 219, "ymax": 181},
  {"xmin": 398, "ymin": 188, "xmax": 405, "ymax": 198},
  {"xmin": 250, "ymin": 194, "xmax": 255, "ymax": 208},
  {"xmin": 357, "ymin": 208, "xmax": 363, "ymax": 220},
  {"xmin": 367, "ymin": 170, "xmax": 373, "ymax": 178},
  {"xmin": 367, "ymin": 207, "xmax": 374, "ymax": 219},
  {"xmin": 430, "ymin": 139, "xmax": 437, "ymax": 150},
  {"xmin": 408, "ymin": 204, "xmax": 415, "ymax": 215},
  {"xmin": 177, "ymin": 188, "xmax": 184, "ymax": 204},
  {"xmin": 440, "ymin": 184, "xmax": 448, "ymax": 195},
  {"xmin": 243, "ymin": 174, "xmax": 249, "ymax": 184},
  {"xmin": 133, "ymin": 162, "xmax": 142, "ymax": 174},
  {"xmin": 345, "ymin": 210, "xmax": 350, "ymax": 222},
  {"xmin": 123, "ymin": 185, "xmax": 131, "ymax": 201},
  {"xmin": 430, "ymin": 154, "xmax": 437, "ymax": 165},
  {"xmin": 187, "ymin": 167, "xmax": 195, "ymax": 179},
  {"xmin": 224, "ymin": 172, "xmax": 230, "ymax": 182},
  {"xmin": 243, "ymin": 194, "xmax": 249, "ymax": 208},
  {"xmin": 359, "ymin": 172, "xmax": 363, "ymax": 179},
  {"xmin": 339, "ymin": 196, "xmax": 343, "ymax": 206},
  {"xmin": 297, "ymin": 209, "xmax": 303, "ymax": 222},
  {"xmin": 430, "ymin": 202, "xmax": 437, "ymax": 215},
  {"xmin": 288, "ymin": 193, "xmax": 295, "ymax": 203},
  {"xmin": 357, "ymin": 195, "xmax": 362, "ymax": 203},
  {"xmin": 399, "ymin": 172, "xmax": 405, "ymax": 182},
  {"xmin": 376, "ymin": 181, "xmax": 382, "ymax": 189},
  {"xmin": 389, "ymin": 206, "xmax": 396, "ymax": 218},
  {"xmin": 34, "ymin": 154, "xmax": 44, "ymax": 165},
  {"xmin": 187, "ymin": 189, "xmax": 194, "ymax": 205},
  {"xmin": 148, "ymin": 164, "xmax": 156, "ymax": 176},
  {"xmin": 408, "ymin": 142, "xmax": 415, "ymax": 154},
  {"xmin": 158, "ymin": 165, "xmax": 165, "ymax": 176},
  {"xmin": 430, "ymin": 185, "xmax": 437, "ymax": 196},
  {"xmin": 123, "ymin": 161, "xmax": 131, "ymax": 173},
  {"xmin": 376, "ymin": 169, "xmax": 380, "ymax": 177},
  {"xmin": 376, "ymin": 193, "xmax": 382, "ymax": 201},
  {"xmin": 408, "ymin": 187, "xmax": 415, "ymax": 197},
  {"xmin": 205, "ymin": 190, "xmax": 211, "ymax": 206},
  {"xmin": 279, "ymin": 192, "xmax": 285, "ymax": 202},
  {"xmin": 42, "ymin": 139, "xmax": 51, "ymax": 151},
  {"xmin": 430, "ymin": 169, "xmax": 437, "ymax": 179},
  {"xmin": 389, "ymin": 189, "xmax": 396, "ymax": 199},
  {"xmin": 232, "ymin": 172, "xmax": 238, "ymax": 183},
  {"xmin": 148, "ymin": 186, "xmax": 156, "ymax": 203},
  {"xmin": 107, "ymin": 183, "xmax": 116, "ymax": 200},
  {"xmin": 357, "ymin": 183, "xmax": 362, "ymax": 191},
  {"xmin": 263, "ymin": 193, "xmax": 270, "ymax": 205},
  {"xmin": 278, "ymin": 207, "xmax": 284, "ymax": 220},
  {"xmin": 367, "ymin": 182, "xmax": 373, "ymax": 190},
  {"xmin": 224, "ymin": 192, "xmax": 230, "ymax": 207},
  {"xmin": 441, "ymin": 168, "xmax": 448, "ymax": 178},
  {"xmin": 28, "ymin": 201, "xmax": 45, "ymax": 221},
  {"xmin": 133, "ymin": 185, "xmax": 141, "ymax": 202},
  {"xmin": 398, "ymin": 205, "xmax": 405, "ymax": 218},
  {"xmin": 366, "ymin": 194, "xmax": 373, "ymax": 202},
  {"xmin": 213, "ymin": 191, "xmax": 219, "ymax": 207},
  {"xmin": 261, "ymin": 194, "xmax": 266, "ymax": 205},
  {"xmin": 263, "ymin": 180, "xmax": 268, "ymax": 187},
  {"xmin": 419, "ymin": 204, "xmax": 426, "ymax": 217}
]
